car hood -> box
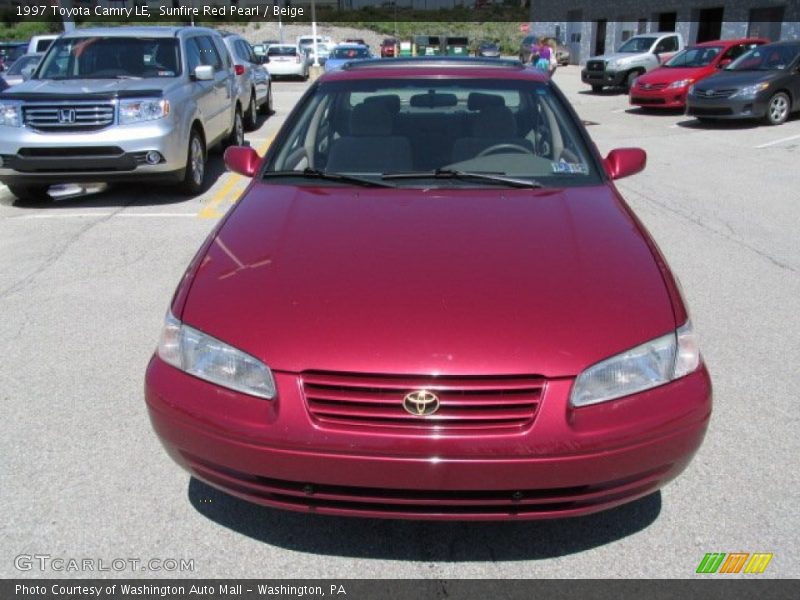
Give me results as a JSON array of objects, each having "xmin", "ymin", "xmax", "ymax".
[
  {"xmin": 694, "ymin": 69, "xmax": 780, "ymax": 90},
  {"xmin": 1, "ymin": 77, "xmax": 176, "ymax": 97},
  {"xmin": 589, "ymin": 51, "xmax": 643, "ymax": 63},
  {"xmin": 180, "ymin": 184, "xmax": 676, "ymax": 377},
  {"xmin": 638, "ymin": 65, "xmax": 709, "ymax": 84}
]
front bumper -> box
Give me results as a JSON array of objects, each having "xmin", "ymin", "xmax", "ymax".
[
  {"xmin": 582, "ymin": 68, "xmax": 626, "ymax": 87},
  {"xmin": 630, "ymin": 87, "xmax": 690, "ymax": 109},
  {"xmin": 0, "ymin": 118, "xmax": 186, "ymax": 185},
  {"xmin": 145, "ymin": 357, "xmax": 712, "ymax": 520},
  {"xmin": 686, "ymin": 93, "xmax": 769, "ymax": 120}
]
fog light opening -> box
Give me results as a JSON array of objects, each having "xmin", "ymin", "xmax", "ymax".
[{"xmin": 145, "ymin": 151, "xmax": 163, "ymax": 165}]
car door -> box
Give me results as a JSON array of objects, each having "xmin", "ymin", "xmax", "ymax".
[
  {"xmin": 654, "ymin": 35, "xmax": 680, "ymax": 64},
  {"xmin": 195, "ymin": 34, "xmax": 232, "ymax": 143},
  {"xmin": 238, "ymin": 40, "xmax": 268, "ymax": 105},
  {"xmin": 790, "ymin": 55, "xmax": 800, "ymax": 111},
  {"xmin": 185, "ymin": 37, "xmax": 221, "ymax": 143}
]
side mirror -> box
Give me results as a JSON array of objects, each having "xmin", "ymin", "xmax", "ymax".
[
  {"xmin": 604, "ymin": 148, "xmax": 646, "ymax": 180},
  {"xmin": 193, "ymin": 65, "xmax": 214, "ymax": 81},
  {"xmin": 224, "ymin": 145, "xmax": 261, "ymax": 178}
]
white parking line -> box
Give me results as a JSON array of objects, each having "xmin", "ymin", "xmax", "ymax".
[
  {"xmin": 11, "ymin": 212, "xmax": 197, "ymax": 219},
  {"xmin": 755, "ymin": 133, "xmax": 800, "ymax": 149}
]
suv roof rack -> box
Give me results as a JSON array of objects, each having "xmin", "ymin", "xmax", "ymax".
[{"xmin": 341, "ymin": 57, "xmax": 524, "ymax": 70}]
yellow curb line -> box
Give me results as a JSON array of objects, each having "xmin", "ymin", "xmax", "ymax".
[{"xmin": 198, "ymin": 134, "xmax": 275, "ymax": 219}]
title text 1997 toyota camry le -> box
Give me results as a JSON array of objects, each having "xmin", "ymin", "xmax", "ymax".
[{"xmin": 145, "ymin": 58, "xmax": 712, "ymax": 520}]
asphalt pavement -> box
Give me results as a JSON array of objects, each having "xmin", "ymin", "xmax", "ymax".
[{"xmin": 1, "ymin": 68, "xmax": 797, "ymax": 579}]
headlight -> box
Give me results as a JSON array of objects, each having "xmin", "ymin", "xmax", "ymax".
[
  {"xmin": 0, "ymin": 100, "xmax": 22, "ymax": 127},
  {"xmin": 157, "ymin": 312, "xmax": 276, "ymax": 399},
  {"xmin": 668, "ymin": 78, "xmax": 694, "ymax": 89},
  {"xmin": 119, "ymin": 98, "xmax": 170, "ymax": 124},
  {"xmin": 607, "ymin": 60, "xmax": 619, "ymax": 69},
  {"xmin": 570, "ymin": 321, "xmax": 701, "ymax": 407},
  {"xmin": 730, "ymin": 82, "xmax": 770, "ymax": 99}
]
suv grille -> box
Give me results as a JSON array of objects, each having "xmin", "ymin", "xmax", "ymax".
[
  {"xmin": 302, "ymin": 372, "xmax": 544, "ymax": 433},
  {"xmin": 23, "ymin": 103, "xmax": 115, "ymax": 131},
  {"xmin": 586, "ymin": 60, "xmax": 605, "ymax": 72}
]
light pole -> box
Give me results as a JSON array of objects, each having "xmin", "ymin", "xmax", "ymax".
[{"xmin": 311, "ymin": 0, "xmax": 319, "ymax": 68}]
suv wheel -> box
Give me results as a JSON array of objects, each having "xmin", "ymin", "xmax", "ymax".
[
  {"xmin": 8, "ymin": 184, "xmax": 51, "ymax": 204},
  {"xmin": 765, "ymin": 92, "xmax": 790, "ymax": 126},
  {"xmin": 624, "ymin": 71, "xmax": 639, "ymax": 92},
  {"xmin": 259, "ymin": 84, "xmax": 273, "ymax": 115},
  {"xmin": 178, "ymin": 130, "xmax": 206, "ymax": 195},
  {"xmin": 224, "ymin": 107, "xmax": 244, "ymax": 149},
  {"xmin": 245, "ymin": 92, "xmax": 258, "ymax": 131}
]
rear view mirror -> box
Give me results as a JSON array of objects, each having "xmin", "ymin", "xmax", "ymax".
[
  {"xmin": 224, "ymin": 145, "xmax": 261, "ymax": 178},
  {"xmin": 193, "ymin": 65, "xmax": 214, "ymax": 81},
  {"xmin": 21, "ymin": 65, "xmax": 36, "ymax": 80},
  {"xmin": 604, "ymin": 148, "xmax": 646, "ymax": 180}
]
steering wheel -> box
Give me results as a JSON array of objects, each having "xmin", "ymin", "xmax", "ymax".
[{"xmin": 476, "ymin": 143, "xmax": 534, "ymax": 158}]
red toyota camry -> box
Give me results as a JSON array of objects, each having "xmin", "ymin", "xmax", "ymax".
[
  {"xmin": 146, "ymin": 59, "xmax": 712, "ymax": 520},
  {"xmin": 630, "ymin": 38, "xmax": 767, "ymax": 109}
]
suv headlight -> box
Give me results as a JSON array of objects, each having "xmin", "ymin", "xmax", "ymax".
[
  {"xmin": 570, "ymin": 321, "xmax": 701, "ymax": 407},
  {"xmin": 0, "ymin": 100, "xmax": 22, "ymax": 127},
  {"xmin": 730, "ymin": 82, "xmax": 770, "ymax": 99},
  {"xmin": 119, "ymin": 98, "xmax": 170, "ymax": 125},
  {"xmin": 157, "ymin": 312, "xmax": 276, "ymax": 399},
  {"xmin": 668, "ymin": 78, "xmax": 694, "ymax": 89}
]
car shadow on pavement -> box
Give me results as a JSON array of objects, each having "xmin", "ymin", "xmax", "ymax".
[
  {"xmin": 577, "ymin": 88, "xmax": 627, "ymax": 96},
  {"xmin": 6, "ymin": 154, "xmax": 229, "ymax": 209},
  {"xmin": 187, "ymin": 478, "xmax": 661, "ymax": 561},
  {"xmin": 675, "ymin": 117, "xmax": 762, "ymax": 130},
  {"xmin": 625, "ymin": 107, "xmax": 685, "ymax": 117}
]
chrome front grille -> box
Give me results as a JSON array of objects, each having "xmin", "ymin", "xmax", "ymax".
[
  {"xmin": 695, "ymin": 88, "xmax": 736, "ymax": 99},
  {"xmin": 23, "ymin": 103, "xmax": 115, "ymax": 131},
  {"xmin": 303, "ymin": 372, "xmax": 544, "ymax": 433}
]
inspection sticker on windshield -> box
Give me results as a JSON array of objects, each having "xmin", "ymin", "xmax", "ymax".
[{"xmin": 551, "ymin": 161, "xmax": 588, "ymax": 174}]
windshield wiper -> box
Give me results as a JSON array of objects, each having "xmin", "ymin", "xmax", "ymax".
[
  {"xmin": 382, "ymin": 168, "xmax": 543, "ymax": 188},
  {"xmin": 262, "ymin": 168, "xmax": 397, "ymax": 188}
]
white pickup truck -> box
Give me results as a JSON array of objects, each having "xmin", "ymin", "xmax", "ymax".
[{"xmin": 582, "ymin": 32, "xmax": 685, "ymax": 92}]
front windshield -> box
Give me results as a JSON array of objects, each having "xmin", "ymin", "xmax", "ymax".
[
  {"xmin": 265, "ymin": 78, "xmax": 600, "ymax": 188},
  {"xmin": 665, "ymin": 46, "xmax": 722, "ymax": 67},
  {"xmin": 727, "ymin": 45, "xmax": 800, "ymax": 71},
  {"xmin": 37, "ymin": 37, "xmax": 181, "ymax": 79},
  {"xmin": 618, "ymin": 37, "xmax": 656, "ymax": 53},
  {"xmin": 330, "ymin": 47, "xmax": 370, "ymax": 59},
  {"xmin": 7, "ymin": 54, "xmax": 40, "ymax": 76}
]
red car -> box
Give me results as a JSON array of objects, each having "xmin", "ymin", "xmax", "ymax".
[
  {"xmin": 146, "ymin": 58, "xmax": 711, "ymax": 520},
  {"xmin": 380, "ymin": 38, "xmax": 397, "ymax": 58},
  {"xmin": 630, "ymin": 38, "xmax": 767, "ymax": 109}
]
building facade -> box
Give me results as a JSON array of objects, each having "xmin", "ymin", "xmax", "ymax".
[{"xmin": 530, "ymin": 0, "xmax": 800, "ymax": 64}]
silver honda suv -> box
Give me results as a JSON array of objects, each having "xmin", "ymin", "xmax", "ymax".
[{"xmin": 0, "ymin": 26, "xmax": 243, "ymax": 202}]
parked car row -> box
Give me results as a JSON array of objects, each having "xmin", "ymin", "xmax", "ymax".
[
  {"xmin": 581, "ymin": 33, "xmax": 800, "ymax": 126},
  {"xmin": 0, "ymin": 26, "xmax": 275, "ymax": 203}
]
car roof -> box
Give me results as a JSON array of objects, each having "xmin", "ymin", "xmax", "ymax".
[
  {"xmin": 60, "ymin": 26, "xmax": 216, "ymax": 39},
  {"xmin": 694, "ymin": 37, "xmax": 768, "ymax": 48},
  {"xmin": 319, "ymin": 57, "xmax": 546, "ymax": 83}
]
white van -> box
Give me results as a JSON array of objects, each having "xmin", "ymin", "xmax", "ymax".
[{"xmin": 27, "ymin": 34, "xmax": 59, "ymax": 54}]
